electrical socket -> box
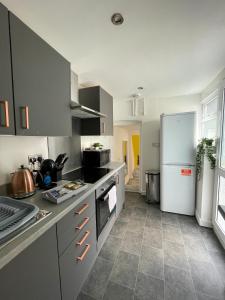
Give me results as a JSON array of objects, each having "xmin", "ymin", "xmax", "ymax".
[{"xmin": 28, "ymin": 154, "xmax": 43, "ymax": 169}]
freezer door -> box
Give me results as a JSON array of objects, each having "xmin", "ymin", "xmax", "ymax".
[
  {"xmin": 161, "ymin": 112, "xmax": 196, "ymax": 165},
  {"xmin": 160, "ymin": 165, "xmax": 196, "ymax": 215}
]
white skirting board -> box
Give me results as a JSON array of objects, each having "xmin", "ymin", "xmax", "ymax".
[
  {"xmin": 195, "ymin": 209, "xmax": 212, "ymax": 228},
  {"xmin": 213, "ymin": 223, "xmax": 225, "ymax": 250}
]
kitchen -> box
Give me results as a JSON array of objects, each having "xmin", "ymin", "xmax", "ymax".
[{"xmin": 0, "ymin": 1, "xmax": 225, "ymax": 300}]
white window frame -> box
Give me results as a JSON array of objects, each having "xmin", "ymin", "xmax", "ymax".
[{"xmin": 200, "ymin": 89, "xmax": 219, "ymax": 139}]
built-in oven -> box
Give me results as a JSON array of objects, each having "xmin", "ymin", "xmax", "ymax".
[{"xmin": 96, "ymin": 177, "xmax": 116, "ymax": 239}]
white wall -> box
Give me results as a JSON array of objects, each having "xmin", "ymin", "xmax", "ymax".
[
  {"xmin": 112, "ymin": 124, "xmax": 141, "ymax": 185},
  {"xmin": 114, "ymin": 94, "xmax": 201, "ymax": 192},
  {"xmin": 81, "ymin": 136, "xmax": 113, "ymax": 151},
  {"xmin": 112, "ymin": 126, "xmax": 129, "ymax": 162},
  {"xmin": 0, "ymin": 136, "xmax": 48, "ymax": 185},
  {"xmin": 0, "ymin": 134, "xmax": 113, "ymax": 186},
  {"xmin": 201, "ymin": 67, "xmax": 225, "ymax": 99},
  {"xmin": 0, "ymin": 135, "xmax": 114, "ymax": 187},
  {"xmin": 112, "ymin": 126, "xmax": 129, "ymax": 183}
]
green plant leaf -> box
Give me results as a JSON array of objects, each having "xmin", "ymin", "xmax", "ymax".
[{"xmin": 196, "ymin": 137, "xmax": 216, "ymax": 180}]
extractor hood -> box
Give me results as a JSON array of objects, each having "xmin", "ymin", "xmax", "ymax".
[{"xmin": 70, "ymin": 102, "xmax": 106, "ymax": 119}]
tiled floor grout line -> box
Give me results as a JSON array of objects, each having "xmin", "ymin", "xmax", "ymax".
[
  {"xmin": 199, "ymin": 231, "xmax": 225, "ymax": 290},
  {"xmin": 178, "ymin": 220, "xmax": 224, "ymax": 300},
  {"xmin": 183, "ymin": 235, "xmax": 199, "ymax": 300},
  {"xmin": 179, "ymin": 218, "xmax": 199, "ymax": 299},
  {"xmin": 79, "ymin": 194, "xmax": 225, "ymax": 300},
  {"xmin": 102, "ymin": 222, "xmax": 130, "ymax": 298},
  {"xmin": 133, "ymin": 212, "xmax": 147, "ymax": 298},
  {"xmin": 102, "ymin": 210, "xmax": 144, "ymax": 299},
  {"xmin": 99, "ymin": 223, "xmax": 132, "ymax": 300},
  {"xmin": 162, "ymin": 224, "xmax": 166, "ymax": 300}
]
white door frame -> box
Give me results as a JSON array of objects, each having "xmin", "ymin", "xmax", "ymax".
[
  {"xmin": 212, "ymin": 83, "xmax": 225, "ymax": 248},
  {"xmin": 114, "ymin": 120, "xmax": 143, "ymax": 193}
]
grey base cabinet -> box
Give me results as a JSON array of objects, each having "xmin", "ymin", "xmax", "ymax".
[
  {"xmin": 59, "ymin": 216, "xmax": 97, "ymax": 300},
  {"xmin": 0, "ymin": 167, "xmax": 125, "ymax": 300},
  {"xmin": 116, "ymin": 167, "xmax": 125, "ymax": 217},
  {"xmin": 0, "ymin": 226, "xmax": 61, "ymax": 300},
  {"xmin": 0, "ymin": 3, "xmax": 15, "ymax": 135}
]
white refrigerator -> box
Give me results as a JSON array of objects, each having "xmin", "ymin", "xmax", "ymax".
[{"xmin": 160, "ymin": 111, "xmax": 196, "ymax": 216}]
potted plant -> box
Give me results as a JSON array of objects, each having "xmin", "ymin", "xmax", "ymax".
[
  {"xmin": 196, "ymin": 138, "xmax": 216, "ymax": 180},
  {"xmin": 92, "ymin": 143, "xmax": 103, "ymax": 150}
]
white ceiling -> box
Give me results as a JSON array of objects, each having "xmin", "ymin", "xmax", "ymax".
[{"xmin": 2, "ymin": 0, "xmax": 225, "ymax": 99}]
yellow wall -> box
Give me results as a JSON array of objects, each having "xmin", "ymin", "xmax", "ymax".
[
  {"xmin": 122, "ymin": 141, "xmax": 127, "ymax": 163},
  {"xmin": 132, "ymin": 135, "xmax": 140, "ymax": 168}
]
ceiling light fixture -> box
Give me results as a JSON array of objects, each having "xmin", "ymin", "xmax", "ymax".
[
  {"xmin": 111, "ymin": 13, "xmax": 124, "ymax": 25},
  {"xmin": 130, "ymin": 87, "xmax": 145, "ymax": 117}
]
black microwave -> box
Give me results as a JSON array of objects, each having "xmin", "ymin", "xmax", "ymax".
[{"xmin": 82, "ymin": 149, "xmax": 110, "ymax": 167}]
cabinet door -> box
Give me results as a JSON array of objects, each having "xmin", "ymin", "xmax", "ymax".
[
  {"xmin": 9, "ymin": 13, "xmax": 72, "ymax": 136},
  {"xmin": 0, "ymin": 4, "xmax": 15, "ymax": 135},
  {"xmin": 79, "ymin": 86, "xmax": 113, "ymax": 136},
  {"xmin": 0, "ymin": 226, "xmax": 61, "ymax": 300},
  {"xmin": 116, "ymin": 167, "xmax": 125, "ymax": 217},
  {"xmin": 100, "ymin": 87, "xmax": 113, "ymax": 136},
  {"xmin": 57, "ymin": 192, "xmax": 95, "ymax": 256},
  {"xmin": 81, "ymin": 118, "xmax": 101, "ymax": 135},
  {"xmin": 60, "ymin": 216, "xmax": 97, "ymax": 300}
]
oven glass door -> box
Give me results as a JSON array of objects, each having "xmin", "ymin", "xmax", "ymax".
[{"xmin": 96, "ymin": 188, "xmax": 116, "ymax": 238}]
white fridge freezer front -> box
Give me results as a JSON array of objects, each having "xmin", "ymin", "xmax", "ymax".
[
  {"xmin": 160, "ymin": 112, "xmax": 196, "ymax": 165},
  {"xmin": 160, "ymin": 165, "xmax": 196, "ymax": 215}
]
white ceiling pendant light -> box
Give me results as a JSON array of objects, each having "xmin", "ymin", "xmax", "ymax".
[{"xmin": 130, "ymin": 87, "xmax": 145, "ymax": 117}]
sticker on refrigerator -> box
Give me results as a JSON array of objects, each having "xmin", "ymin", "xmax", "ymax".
[{"xmin": 181, "ymin": 169, "xmax": 192, "ymax": 176}]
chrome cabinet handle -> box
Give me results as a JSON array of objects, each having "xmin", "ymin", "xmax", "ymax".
[
  {"xmin": 20, "ymin": 106, "xmax": 29, "ymax": 129},
  {"xmin": 76, "ymin": 244, "xmax": 90, "ymax": 261},
  {"xmin": 0, "ymin": 100, "xmax": 10, "ymax": 128}
]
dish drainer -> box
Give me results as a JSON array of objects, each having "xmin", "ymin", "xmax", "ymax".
[{"xmin": 0, "ymin": 197, "xmax": 39, "ymax": 244}]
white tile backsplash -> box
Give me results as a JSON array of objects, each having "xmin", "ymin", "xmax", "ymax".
[{"xmin": 0, "ymin": 136, "xmax": 48, "ymax": 185}]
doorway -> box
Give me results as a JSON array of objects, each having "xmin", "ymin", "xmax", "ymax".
[
  {"xmin": 126, "ymin": 134, "xmax": 140, "ymax": 191},
  {"xmin": 112, "ymin": 121, "xmax": 141, "ymax": 193}
]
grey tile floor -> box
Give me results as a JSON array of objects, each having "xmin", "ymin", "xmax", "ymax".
[{"xmin": 78, "ymin": 192, "xmax": 225, "ymax": 300}]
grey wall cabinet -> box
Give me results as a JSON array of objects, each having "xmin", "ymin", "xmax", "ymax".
[
  {"xmin": 116, "ymin": 167, "xmax": 125, "ymax": 217},
  {"xmin": 0, "ymin": 225, "xmax": 61, "ymax": 300},
  {"xmin": 9, "ymin": 13, "xmax": 72, "ymax": 136},
  {"xmin": 79, "ymin": 86, "xmax": 113, "ymax": 136},
  {"xmin": 0, "ymin": 4, "xmax": 15, "ymax": 135}
]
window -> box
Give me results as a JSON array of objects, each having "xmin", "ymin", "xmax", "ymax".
[{"xmin": 201, "ymin": 90, "xmax": 219, "ymax": 139}]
